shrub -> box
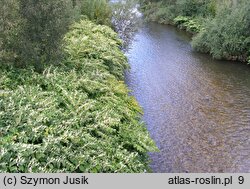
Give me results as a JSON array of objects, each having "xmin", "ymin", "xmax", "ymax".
[
  {"xmin": 173, "ymin": 16, "xmax": 202, "ymax": 33},
  {"xmin": 81, "ymin": 0, "xmax": 112, "ymax": 26},
  {"xmin": 0, "ymin": 0, "xmax": 77, "ymax": 70},
  {"xmin": 0, "ymin": 0, "xmax": 21, "ymax": 63},
  {"xmin": 17, "ymin": 0, "xmax": 75, "ymax": 69},
  {"xmin": 192, "ymin": 1, "xmax": 250, "ymax": 61},
  {"xmin": 141, "ymin": 0, "xmax": 249, "ymax": 62},
  {"xmin": 0, "ymin": 20, "xmax": 157, "ymax": 173},
  {"xmin": 141, "ymin": 1, "xmax": 178, "ymax": 24},
  {"xmin": 175, "ymin": 0, "xmax": 213, "ymax": 17},
  {"xmin": 140, "ymin": 0, "xmax": 216, "ymax": 26}
]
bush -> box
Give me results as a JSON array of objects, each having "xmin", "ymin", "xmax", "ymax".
[
  {"xmin": 18, "ymin": 0, "xmax": 75, "ymax": 69},
  {"xmin": 0, "ymin": 20, "xmax": 157, "ymax": 173},
  {"xmin": 176, "ymin": 0, "xmax": 214, "ymax": 17},
  {"xmin": 81, "ymin": 0, "xmax": 112, "ymax": 26},
  {"xmin": 141, "ymin": 1, "xmax": 178, "ymax": 24},
  {"xmin": 141, "ymin": 0, "xmax": 249, "ymax": 62},
  {"xmin": 0, "ymin": 0, "xmax": 20, "ymax": 63},
  {"xmin": 141, "ymin": 0, "xmax": 216, "ymax": 24},
  {"xmin": 192, "ymin": 1, "xmax": 250, "ymax": 61},
  {"xmin": 174, "ymin": 16, "xmax": 202, "ymax": 33},
  {"xmin": 0, "ymin": 0, "xmax": 77, "ymax": 70}
]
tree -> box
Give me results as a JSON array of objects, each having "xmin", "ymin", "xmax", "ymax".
[
  {"xmin": 0, "ymin": 0, "xmax": 20, "ymax": 62},
  {"xmin": 17, "ymin": 0, "xmax": 75, "ymax": 69},
  {"xmin": 0, "ymin": 0, "xmax": 77, "ymax": 69},
  {"xmin": 112, "ymin": 0, "xmax": 142, "ymax": 49}
]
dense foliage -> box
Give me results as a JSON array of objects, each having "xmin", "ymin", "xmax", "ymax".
[
  {"xmin": 81, "ymin": 0, "xmax": 112, "ymax": 26},
  {"xmin": 192, "ymin": 1, "xmax": 250, "ymax": 61},
  {"xmin": 0, "ymin": 20, "xmax": 157, "ymax": 173},
  {"xmin": 0, "ymin": 0, "xmax": 114, "ymax": 69},
  {"xmin": 140, "ymin": 0, "xmax": 215, "ymax": 24},
  {"xmin": 140, "ymin": 0, "xmax": 250, "ymax": 62},
  {"xmin": 140, "ymin": 0, "xmax": 217, "ymax": 30},
  {"xmin": 0, "ymin": 0, "xmax": 21, "ymax": 63},
  {"xmin": 0, "ymin": 0, "xmax": 78, "ymax": 69},
  {"xmin": 173, "ymin": 16, "xmax": 201, "ymax": 33}
]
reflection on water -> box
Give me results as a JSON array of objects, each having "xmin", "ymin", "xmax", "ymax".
[{"xmin": 126, "ymin": 23, "xmax": 250, "ymax": 173}]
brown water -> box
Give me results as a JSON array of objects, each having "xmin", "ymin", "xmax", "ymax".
[{"xmin": 125, "ymin": 23, "xmax": 250, "ymax": 173}]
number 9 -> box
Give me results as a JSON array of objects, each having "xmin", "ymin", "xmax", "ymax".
[{"xmin": 238, "ymin": 176, "xmax": 244, "ymax": 184}]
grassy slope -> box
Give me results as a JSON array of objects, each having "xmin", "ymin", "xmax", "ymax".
[{"xmin": 0, "ymin": 20, "xmax": 157, "ymax": 173}]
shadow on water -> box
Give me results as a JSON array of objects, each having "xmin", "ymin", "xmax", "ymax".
[{"xmin": 125, "ymin": 22, "xmax": 250, "ymax": 173}]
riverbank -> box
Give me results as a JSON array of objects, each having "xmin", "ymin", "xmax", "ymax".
[
  {"xmin": 141, "ymin": 2, "xmax": 202, "ymax": 34},
  {"xmin": 140, "ymin": 0, "xmax": 250, "ymax": 63},
  {"xmin": 0, "ymin": 19, "xmax": 157, "ymax": 173}
]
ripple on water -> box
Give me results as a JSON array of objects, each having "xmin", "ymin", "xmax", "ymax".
[{"xmin": 126, "ymin": 23, "xmax": 250, "ymax": 173}]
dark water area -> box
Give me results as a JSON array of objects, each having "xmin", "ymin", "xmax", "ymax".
[{"xmin": 125, "ymin": 22, "xmax": 250, "ymax": 173}]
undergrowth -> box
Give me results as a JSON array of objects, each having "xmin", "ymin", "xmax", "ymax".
[
  {"xmin": 173, "ymin": 16, "xmax": 202, "ymax": 33},
  {"xmin": 0, "ymin": 20, "xmax": 157, "ymax": 173}
]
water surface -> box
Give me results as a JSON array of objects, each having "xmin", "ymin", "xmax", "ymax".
[{"xmin": 126, "ymin": 23, "xmax": 250, "ymax": 173}]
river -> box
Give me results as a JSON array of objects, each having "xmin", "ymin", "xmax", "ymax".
[{"xmin": 125, "ymin": 22, "xmax": 250, "ymax": 173}]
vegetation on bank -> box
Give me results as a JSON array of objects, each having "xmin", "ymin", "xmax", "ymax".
[
  {"xmin": 0, "ymin": 0, "xmax": 157, "ymax": 172},
  {"xmin": 140, "ymin": 0, "xmax": 250, "ymax": 63},
  {"xmin": 0, "ymin": 0, "xmax": 116, "ymax": 69},
  {"xmin": 81, "ymin": 0, "xmax": 112, "ymax": 26}
]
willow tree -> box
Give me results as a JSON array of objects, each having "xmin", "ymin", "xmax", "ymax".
[
  {"xmin": 17, "ymin": 0, "xmax": 75, "ymax": 69},
  {"xmin": 0, "ymin": 0, "xmax": 20, "ymax": 62},
  {"xmin": 0, "ymin": 0, "xmax": 77, "ymax": 69}
]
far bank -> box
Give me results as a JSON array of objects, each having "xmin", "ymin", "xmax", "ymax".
[{"xmin": 140, "ymin": 0, "xmax": 250, "ymax": 64}]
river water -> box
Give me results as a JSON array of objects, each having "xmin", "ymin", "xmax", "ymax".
[{"xmin": 125, "ymin": 22, "xmax": 250, "ymax": 173}]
